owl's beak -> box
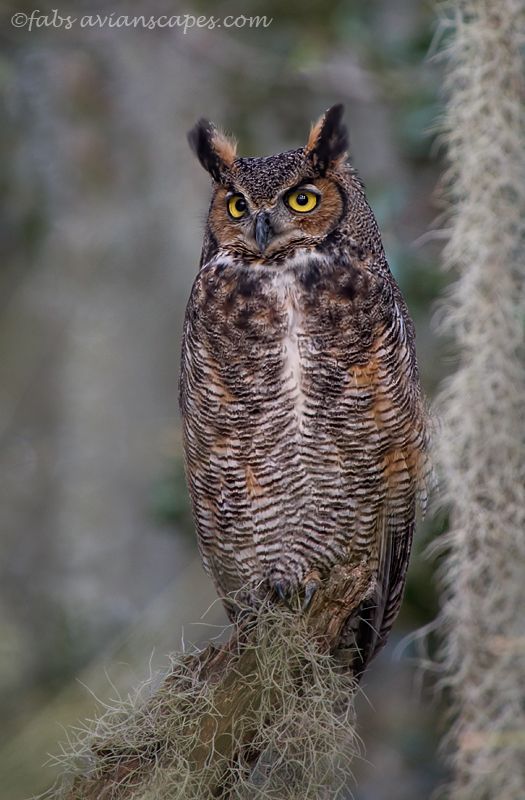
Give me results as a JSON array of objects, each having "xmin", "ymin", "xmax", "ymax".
[{"xmin": 254, "ymin": 211, "xmax": 273, "ymax": 253}]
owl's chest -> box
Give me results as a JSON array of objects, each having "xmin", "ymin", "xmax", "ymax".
[
  {"xmin": 193, "ymin": 260, "xmax": 384, "ymax": 411},
  {"xmin": 200, "ymin": 258, "xmax": 377, "ymax": 341}
]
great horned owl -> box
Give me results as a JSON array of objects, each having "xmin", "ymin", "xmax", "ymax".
[{"xmin": 180, "ymin": 105, "xmax": 429, "ymax": 671}]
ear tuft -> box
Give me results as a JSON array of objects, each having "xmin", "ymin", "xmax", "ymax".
[
  {"xmin": 187, "ymin": 118, "xmax": 237, "ymax": 183},
  {"xmin": 306, "ymin": 104, "xmax": 348, "ymax": 175},
  {"xmin": 212, "ymin": 129, "xmax": 237, "ymax": 169}
]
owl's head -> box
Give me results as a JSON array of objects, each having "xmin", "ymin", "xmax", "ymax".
[{"xmin": 188, "ymin": 105, "xmax": 378, "ymax": 265}]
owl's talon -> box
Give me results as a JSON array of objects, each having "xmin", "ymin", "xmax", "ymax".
[
  {"xmin": 273, "ymin": 580, "xmax": 289, "ymax": 604},
  {"xmin": 302, "ymin": 583, "xmax": 318, "ymax": 610},
  {"xmin": 302, "ymin": 570, "xmax": 322, "ymax": 610}
]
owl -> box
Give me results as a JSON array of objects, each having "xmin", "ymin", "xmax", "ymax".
[{"xmin": 180, "ymin": 105, "xmax": 429, "ymax": 671}]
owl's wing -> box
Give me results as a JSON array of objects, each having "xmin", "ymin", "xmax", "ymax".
[
  {"xmin": 346, "ymin": 283, "xmax": 429, "ymax": 674},
  {"xmin": 350, "ymin": 498, "xmax": 415, "ymax": 675}
]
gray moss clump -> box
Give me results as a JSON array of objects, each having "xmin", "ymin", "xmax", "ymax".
[
  {"xmin": 433, "ymin": 1, "xmax": 525, "ymax": 798},
  {"xmin": 46, "ymin": 603, "xmax": 362, "ymax": 799}
]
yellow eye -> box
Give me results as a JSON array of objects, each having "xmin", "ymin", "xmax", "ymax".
[
  {"xmin": 228, "ymin": 194, "xmax": 248, "ymax": 219},
  {"xmin": 286, "ymin": 189, "xmax": 319, "ymax": 213}
]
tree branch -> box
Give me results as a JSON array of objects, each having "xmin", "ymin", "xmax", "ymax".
[{"xmin": 61, "ymin": 560, "xmax": 373, "ymax": 800}]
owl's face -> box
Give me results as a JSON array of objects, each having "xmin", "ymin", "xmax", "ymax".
[
  {"xmin": 188, "ymin": 105, "xmax": 364, "ymax": 263},
  {"xmin": 207, "ymin": 173, "xmax": 345, "ymax": 258}
]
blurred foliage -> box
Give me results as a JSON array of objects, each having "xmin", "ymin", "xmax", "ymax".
[{"xmin": 151, "ymin": 455, "xmax": 194, "ymax": 534}]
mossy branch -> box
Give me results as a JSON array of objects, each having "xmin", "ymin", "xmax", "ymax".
[{"xmin": 51, "ymin": 560, "xmax": 373, "ymax": 800}]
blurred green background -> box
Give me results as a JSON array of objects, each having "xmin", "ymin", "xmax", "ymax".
[{"xmin": 0, "ymin": 1, "xmax": 448, "ymax": 797}]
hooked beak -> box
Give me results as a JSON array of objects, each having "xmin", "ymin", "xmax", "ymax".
[{"xmin": 254, "ymin": 211, "xmax": 273, "ymax": 253}]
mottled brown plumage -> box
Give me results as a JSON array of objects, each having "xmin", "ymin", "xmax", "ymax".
[{"xmin": 180, "ymin": 105, "xmax": 429, "ymax": 671}]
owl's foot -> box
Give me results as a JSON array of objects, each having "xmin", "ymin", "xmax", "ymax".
[{"xmin": 270, "ymin": 569, "xmax": 322, "ymax": 612}]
